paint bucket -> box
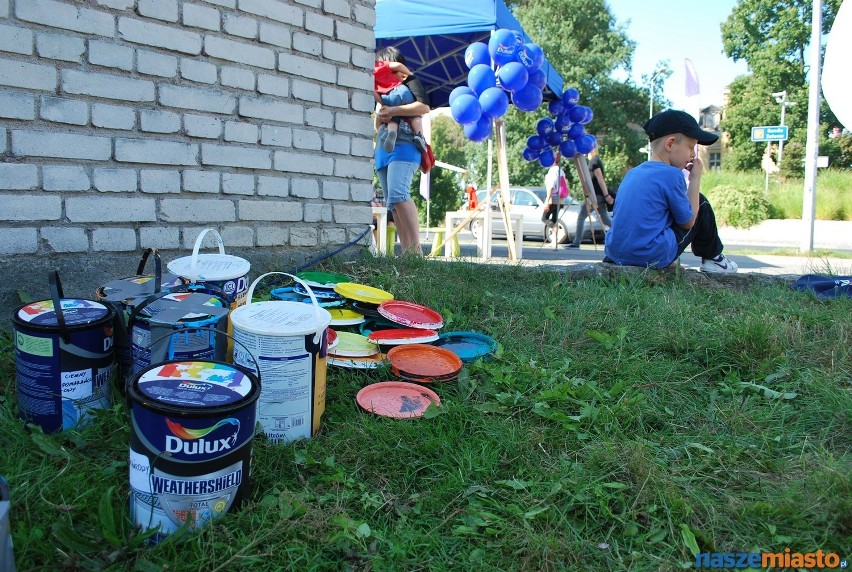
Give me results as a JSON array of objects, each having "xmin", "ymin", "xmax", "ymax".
[
  {"xmin": 12, "ymin": 271, "xmax": 115, "ymax": 433},
  {"xmin": 128, "ymin": 290, "xmax": 229, "ymax": 374},
  {"xmin": 229, "ymin": 272, "xmax": 331, "ymax": 443},
  {"xmin": 127, "ymin": 358, "xmax": 259, "ymax": 544},
  {"xmin": 166, "ymin": 229, "xmax": 251, "ymax": 310},
  {"xmin": 96, "ymin": 248, "xmax": 187, "ymax": 389}
]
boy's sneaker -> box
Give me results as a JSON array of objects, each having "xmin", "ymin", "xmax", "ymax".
[
  {"xmin": 700, "ymin": 254, "xmax": 738, "ymax": 273},
  {"xmin": 383, "ymin": 129, "xmax": 397, "ymax": 152},
  {"xmin": 413, "ymin": 132, "xmax": 427, "ymax": 153}
]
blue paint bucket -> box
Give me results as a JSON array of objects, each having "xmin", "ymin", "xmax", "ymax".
[
  {"xmin": 12, "ymin": 272, "xmax": 115, "ymax": 433},
  {"xmin": 127, "ymin": 359, "xmax": 259, "ymax": 544}
]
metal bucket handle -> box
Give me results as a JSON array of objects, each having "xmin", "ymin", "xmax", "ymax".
[
  {"xmin": 135, "ymin": 248, "xmax": 164, "ymax": 294},
  {"xmin": 48, "ymin": 270, "xmax": 71, "ymax": 344},
  {"xmin": 245, "ymin": 272, "xmax": 324, "ymax": 344},
  {"xmin": 188, "ymin": 228, "xmax": 226, "ymax": 286}
]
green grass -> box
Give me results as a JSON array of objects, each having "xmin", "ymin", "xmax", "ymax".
[{"xmin": 1, "ymin": 256, "xmax": 850, "ymax": 571}]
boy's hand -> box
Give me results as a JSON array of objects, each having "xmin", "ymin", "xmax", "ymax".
[{"xmin": 686, "ymin": 156, "xmax": 705, "ymax": 177}]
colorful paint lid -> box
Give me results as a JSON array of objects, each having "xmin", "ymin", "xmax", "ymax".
[
  {"xmin": 432, "ymin": 331, "xmax": 498, "ymax": 363},
  {"xmin": 98, "ymin": 273, "xmax": 186, "ymax": 303},
  {"xmin": 295, "ymin": 271, "xmax": 351, "ymax": 289},
  {"xmin": 329, "ymin": 309, "xmax": 366, "ymax": 326},
  {"xmin": 391, "ymin": 367, "xmax": 460, "ymax": 384},
  {"xmin": 356, "ymin": 382, "xmax": 441, "ymax": 418},
  {"xmin": 136, "ymin": 292, "xmax": 227, "ymax": 323},
  {"xmin": 15, "ymin": 299, "xmax": 111, "ymax": 327},
  {"xmin": 333, "ymin": 332, "xmax": 379, "ymax": 357},
  {"xmin": 328, "ymin": 353, "xmax": 385, "ymax": 369},
  {"xmin": 293, "ymin": 283, "xmax": 344, "ymax": 301},
  {"xmin": 167, "ymin": 254, "xmax": 251, "ymax": 282},
  {"xmin": 368, "ymin": 328, "xmax": 439, "ymax": 346},
  {"xmin": 133, "ymin": 361, "xmax": 258, "ymax": 410},
  {"xmin": 230, "ymin": 300, "xmax": 332, "ymax": 337},
  {"xmin": 387, "ymin": 344, "xmax": 463, "ymax": 378},
  {"xmin": 334, "ymin": 282, "xmax": 394, "ymax": 305},
  {"xmin": 378, "ymin": 301, "xmax": 444, "ymax": 330}
]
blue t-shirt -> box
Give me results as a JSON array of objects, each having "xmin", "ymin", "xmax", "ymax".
[{"xmin": 604, "ymin": 161, "xmax": 693, "ymax": 268}]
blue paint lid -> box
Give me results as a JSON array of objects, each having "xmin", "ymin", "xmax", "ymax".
[{"xmin": 432, "ymin": 331, "xmax": 498, "ymax": 363}]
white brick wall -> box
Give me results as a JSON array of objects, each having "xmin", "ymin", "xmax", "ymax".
[{"xmin": 0, "ymin": 0, "xmax": 375, "ymax": 257}]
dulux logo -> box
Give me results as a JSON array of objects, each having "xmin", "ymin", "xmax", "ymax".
[{"xmin": 164, "ymin": 417, "xmax": 240, "ymax": 456}]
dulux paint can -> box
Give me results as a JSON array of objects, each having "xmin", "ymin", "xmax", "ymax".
[
  {"xmin": 12, "ymin": 272, "xmax": 115, "ymax": 433},
  {"xmin": 229, "ymin": 273, "xmax": 331, "ymax": 443},
  {"xmin": 127, "ymin": 360, "xmax": 259, "ymax": 544}
]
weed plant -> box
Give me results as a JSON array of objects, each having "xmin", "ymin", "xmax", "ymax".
[{"xmin": 1, "ymin": 256, "xmax": 849, "ymax": 571}]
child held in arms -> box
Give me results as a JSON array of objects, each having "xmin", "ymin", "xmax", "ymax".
[{"xmin": 374, "ymin": 52, "xmax": 427, "ymax": 153}]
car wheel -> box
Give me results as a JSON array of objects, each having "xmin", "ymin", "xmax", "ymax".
[
  {"xmin": 469, "ymin": 220, "xmax": 482, "ymax": 240},
  {"xmin": 545, "ymin": 221, "xmax": 570, "ymax": 244}
]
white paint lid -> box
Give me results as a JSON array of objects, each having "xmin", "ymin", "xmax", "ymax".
[
  {"xmin": 167, "ymin": 254, "xmax": 250, "ymax": 282},
  {"xmin": 230, "ymin": 300, "xmax": 331, "ymax": 337}
]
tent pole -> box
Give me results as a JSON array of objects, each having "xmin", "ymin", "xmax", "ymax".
[{"xmin": 494, "ymin": 119, "xmax": 517, "ymax": 260}]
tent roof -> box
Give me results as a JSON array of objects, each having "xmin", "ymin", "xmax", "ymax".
[{"xmin": 375, "ymin": 0, "xmax": 564, "ymax": 109}]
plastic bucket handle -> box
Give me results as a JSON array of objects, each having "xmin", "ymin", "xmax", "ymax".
[
  {"xmin": 135, "ymin": 248, "xmax": 164, "ymax": 294},
  {"xmin": 188, "ymin": 228, "xmax": 226, "ymax": 285},
  {"xmin": 245, "ymin": 272, "xmax": 324, "ymax": 344}
]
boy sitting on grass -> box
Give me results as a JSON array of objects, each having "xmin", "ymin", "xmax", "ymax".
[{"xmin": 604, "ymin": 109, "xmax": 738, "ymax": 273}]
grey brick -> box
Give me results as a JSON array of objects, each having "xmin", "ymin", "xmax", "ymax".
[
  {"xmin": 0, "ymin": 58, "xmax": 56, "ymax": 91},
  {"xmin": 160, "ymin": 198, "xmax": 235, "ymax": 222},
  {"xmin": 183, "ymin": 169, "xmax": 220, "ymax": 193},
  {"xmin": 350, "ymin": 182, "xmax": 372, "ymax": 202},
  {"xmin": 140, "ymin": 226, "xmax": 181, "ymax": 249},
  {"xmin": 324, "ymin": 0, "xmax": 350, "ymax": 18},
  {"xmin": 256, "ymin": 225, "xmax": 287, "ymax": 246},
  {"xmin": 353, "ymin": 3, "xmax": 375, "ymax": 27},
  {"xmin": 0, "ymin": 23, "xmax": 33, "ymax": 55},
  {"xmin": 334, "ymin": 157, "xmax": 374, "ymax": 180},
  {"xmin": 66, "ymin": 197, "xmax": 156, "ymax": 222},
  {"xmin": 141, "ymin": 169, "xmax": 181, "ymax": 193},
  {"xmin": 92, "ymin": 103, "xmax": 136, "ymax": 129},
  {"xmin": 160, "ymin": 84, "xmax": 235, "ymax": 113},
  {"xmin": 204, "ymin": 35, "xmax": 274, "ymax": 69},
  {"xmin": 137, "ymin": 49, "xmax": 178, "ymax": 77},
  {"xmin": 335, "ymin": 21, "xmax": 374, "ymax": 50},
  {"xmin": 322, "ymin": 180, "xmax": 348, "ymax": 200},
  {"xmin": 291, "ymin": 80, "xmax": 320, "ymax": 102},
  {"xmin": 335, "ymin": 111, "xmax": 372, "ymax": 135},
  {"xmin": 322, "ymin": 86, "xmax": 348, "ymax": 109},
  {"xmin": 183, "ymin": 3, "xmax": 220, "ymax": 31},
  {"xmin": 93, "ymin": 227, "xmax": 137, "ymax": 251},
  {"xmin": 115, "ymin": 138, "xmax": 198, "ymax": 165},
  {"xmin": 0, "ymin": 164, "xmax": 38, "ymax": 190},
  {"xmin": 43, "ymin": 165, "xmax": 91, "ymax": 191},
  {"xmin": 351, "ymin": 136, "xmax": 373, "ymax": 157},
  {"xmin": 305, "ymin": 12, "xmax": 333, "ymax": 37},
  {"xmin": 94, "ymin": 0, "xmax": 134, "ymax": 9},
  {"xmin": 305, "ymin": 107, "xmax": 333, "ymax": 128},
  {"xmin": 220, "ymin": 226, "xmax": 253, "ymax": 247},
  {"xmin": 41, "ymin": 227, "xmax": 89, "ymax": 252},
  {"xmin": 62, "ymin": 69, "xmax": 155, "ymax": 102},
  {"xmin": 35, "ymin": 32, "xmax": 85, "ymax": 62},
  {"xmin": 223, "ymin": 14, "xmax": 257, "ymax": 38},
  {"xmin": 239, "ymin": 96, "xmax": 302, "ymax": 123},
  {"xmin": 40, "ymin": 96, "xmax": 88, "ymax": 125},
  {"xmin": 0, "ymin": 196, "xmax": 61, "ymax": 220},
  {"xmin": 201, "ymin": 143, "xmax": 270, "ymax": 169},
  {"xmin": 12, "ymin": 130, "xmax": 111, "ymax": 160},
  {"xmin": 180, "ymin": 59, "xmax": 217, "ymax": 84},
  {"xmin": 184, "ymin": 114, "xmax": 222, "ymax": 138},
  {"xmin": 238, "ymin": 0, "xmax": 300, "ymax": 25},
  {"xmin": 224, "ymin": 121, "xmax": 258, "ymax": 143},
  {"xmin": 257, "ymin": 74, "xmax": 288, "ymax": 97},
  {"xmin": 337, "ymin": 68, "xmax": 371, "ymax": 91},
  {"xmin": 222, "ymin": 172, "xmax": 253, "ymax": 195},
  {"xmin": 0, "ymin": 128, "xmax": 5, "ymax": 153},
  {"xmin": 239, "ymin": 199, "xmax": 301, "ymax": 221},
  {"xmin": 289, "ymin": 227, "xmax": 317, "ymax": 246},
  {"xmin": 333, "ymin": 204, "xmax": 372, "ymax": 225},
  {"xmin": 322, "ymin": 133, "xmax": 349, "ymax": 154},
  {"xmin": 304, "ymin": 202, "xmax": 332, "ymax": 223},
  {"xmin": 0, "ymin": 92, "xmax": 35, "ymax": 120},
  {"xmin": 351, "ymin": 91, "xmax": 375, "ymax": 113},
  {"xmin": 273, "ymin": 151, "xmax": 332, "ymax": 175},
  {"xmin": 89, "ymin": 40, "xmax": 134, "ymax": 71},
  {"xmin": 277, "ymin": 53, "xmax": 334, "ymax": 83},
  {"xmin": 138, "ymin": 0, "xmax": 178, "ymax": 22},
  {"xmin": 0, "ymin": 228, "xmax": 37, "ymax": 254},
  {"xmin": 294, "ymin": 0, "xmax": 319, "ymax": 9},
  {"xmin": 323, "ymin": 40, "xmax": 350, "ymax": 64},
  {"xmin": 260, "ymin": 125, "xmax": 291, "ymax": 147},
  {"xmin": 258, "ymin": 21, "xmax": 290, "ymax": 48},
  {"xmin": 220, "ymin": 66, "xmax": 255, "ymax": 90},
  {"xmin": 293, "ymin": 32, "xmax": 320, "ymax": 55},
  {"xmin": 94, "ymin": 168, "xmax": 137, "ymax": 192},
  {"xmin": 257, "ymin": 174, "xmax": 287, "ymax": 197},
  {"xmin": 290, "ymin": 177, "xmax": 319, "ymax": 198},
  {"xmin": 118, "ymin": 16, "xmax": 201, "ymax": 54},
  {"xmin": 16, "ymin": 0, "xmax": 115, "ymax": 37},
  {"xmin": 292, "ymin": 128, "xmax": 321, "ymax": 150},
  {"xmin": 321, "ymin": 227, "xmax": 346, "ymax": 246},
  {"xmin": 0, "ymin": 0, "xmax": 7, "ymax": 16},
  {"xmin": 351, "ymin": 47, "xmax": 373, "ymax": 70},
  {"xmin": 140, "ymin": 109, "xmax": 181, "ymax": 133},
  {"xmin": 200, "ymin": 0, "xmax": 233, "ymax": 8}
]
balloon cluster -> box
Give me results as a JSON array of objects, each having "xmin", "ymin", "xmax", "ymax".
[
  {"xmin": 522, "ymin": 87, "xmax": 597, "ymax": 168},
  {"xmin": 448, "ymin": 29, "xmax": 546, "ymax": 142}
]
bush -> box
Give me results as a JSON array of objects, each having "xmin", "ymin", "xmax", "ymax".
[{"xmin": 705, "ymin": 184, "xmax": 771, "ymax": 228}]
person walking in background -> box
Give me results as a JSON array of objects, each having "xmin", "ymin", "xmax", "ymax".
[
  {"xmin": 542, "ymin": 154, "xmax": 565, "ymax": 241},
  {"xmin": 374, "ymin": 46, "xmax": 430, "ymax": 256},
  {"xmin": 566, "ymin": 148, "xmax": 613, "ymax": 248},
  {"xmin": 604, "ymin": 110, "xmax": 737, "ymax": 273}
]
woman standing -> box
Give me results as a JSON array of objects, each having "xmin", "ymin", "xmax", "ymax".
[{"xmin": 374, "ymin": 46, "xmax": 430, "ymax": 255}]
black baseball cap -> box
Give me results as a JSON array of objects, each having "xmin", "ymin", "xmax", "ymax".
[{"xmin": 643, "ymin": 109, "xmax": 719, "ymax": 145}]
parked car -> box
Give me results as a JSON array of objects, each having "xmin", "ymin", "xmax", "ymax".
[{"xmin": 468, "ymin": 187, "xmax": 605, "ymax": 244}]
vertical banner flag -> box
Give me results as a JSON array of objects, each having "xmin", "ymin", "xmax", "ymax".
[
  {"xmin": 419, "ymin": 113, "xmax": 432, "ymax": 200},
  {"xmin": 685, "ymin": 58, "xmax": 700, "ymax": 97}
]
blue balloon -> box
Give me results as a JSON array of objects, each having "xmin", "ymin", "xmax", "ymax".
[
  {"xmin": 468, "ymin": 63, "xmax": 497, "ymax": 95},
  {"xmin": 450, "ymin": 93, "xmax": 482, "ymax": 125},
  {"xmin": 568, "ymin": 105, "xmax": 588, "ymax": 123},
  {"xmin": 575, "ymin": 134, "xmax": 597, "ymax": 154},
  {"xmin": 559, "ymin": 139, "xmax": 577, "ymax": 158},
  {"xmin": 479, "ymin": 87, "xmax": 509, "ymax": 119},
  {"xmin": 449, "ymin": 85, "xmax": 475, "ymax": 107},
  {"xmin": 497, "ymin": 61, "xmax": 528, "ymax": 93},
  {"xmin": 526, "ymin": 134, "xmax": 547, "ymax": 150},
  {"xmin": 536, "ymin": 117, "xmax": 555, "ymax": 137},
  {"xmin": 538, "ymin": 147, "xmax": 555, "ymax": 167},
  {"xmin": 546, "ymin": 131, "xmax": 562, "ymax": 146},
  {"xmin": 512, "ymin": 83, "xmax": 543, "ymax": 112},
  {"xmin": 555, "ymin": 113, "xmax": 573, "ymax": 133},
  {"xmin": 464, "ymin": 42, "xmax": 490, "ymax": 69},
  {"xmin": 517, "ymin": 43, "xmax": 544, "ymax": 72},
  {"xmin": 528, "ymin": 69, "xmax": 546, "ymax": 90},
  {"xmin": 548, "ymin": 99, "xmax": 564, "ymax": 117},
  {"xmin": 488, "ymin": 29, "xmax": 521, "ymax": 67},
  {"xmin": 562, "ymin": 87, "xmax": 580, "ymax": 107},
  {"xmin": 464, "ymin": 114, "xmax": 492, "ymax": 142},
  {"xmin": 522, "ymin": 147, "xmax": 540, "ymax": 162},
  {"xmin": 580, "ymin": 107, "xmax": 594, "ymax": 125},
  {"xmin": 567, "ymin": 123, "xmax": 586, "ymax": 140}
]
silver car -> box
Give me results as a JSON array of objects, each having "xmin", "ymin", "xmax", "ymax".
[{"xmin": 469, "ymin": 187, "xmax": 605, "ymax": 244}]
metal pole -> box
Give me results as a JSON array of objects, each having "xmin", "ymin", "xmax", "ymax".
[
  {"xmin": 801, "ymin": 0, "xmax": 821, "ymax": 252},
  {"xmin": 778, "ymin": 91, "xmax": 787, "ymax": 164},
  {"xmin": 648, "ymin": 80, "xmax": 654, "ymax": 160}
]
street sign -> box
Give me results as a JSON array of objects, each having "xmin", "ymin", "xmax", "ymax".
[{"xmin": 751, "ymin": 125, "xmax": 789, "ymax": 142}]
